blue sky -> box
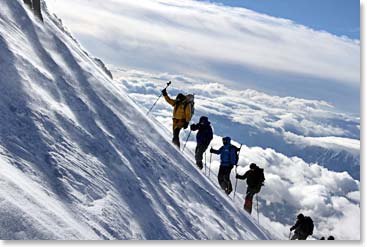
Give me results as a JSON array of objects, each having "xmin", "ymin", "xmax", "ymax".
[
  {"xmin": 47, "ymin": 0, "xmax": 360, "ymax": 114},
  {"xmin": 199, "ymin": 0, "xmax": 360, "ymax": 39}
]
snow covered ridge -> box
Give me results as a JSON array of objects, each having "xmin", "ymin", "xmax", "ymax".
[
  {"xmin": 112, "ymin": 69, "xmax": 360, "ymax": 180},
  {"xmin": 0, "ymin": 0, "xmax": 276, "ymax": 240}
]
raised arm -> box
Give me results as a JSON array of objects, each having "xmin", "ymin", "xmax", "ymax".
[{"xmin": 163, "ymin": 93, "xmax": 175, "ymax": 106}]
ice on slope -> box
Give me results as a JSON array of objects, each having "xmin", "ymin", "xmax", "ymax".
[{"xmin": 0, "ymin": 0, "xmax": 275, "ymax": 240}]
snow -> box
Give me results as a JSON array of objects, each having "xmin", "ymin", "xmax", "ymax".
[{"xmin": 0, "ymin": 0, "xmax": 275, "ymax": 240}]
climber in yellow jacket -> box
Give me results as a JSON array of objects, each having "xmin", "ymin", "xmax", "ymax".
[{"xmin": 162, "ymin": 88, "xmax": 193, "ymax": 148}]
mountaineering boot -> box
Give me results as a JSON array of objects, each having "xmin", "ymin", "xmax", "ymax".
[
  {"xmin": 196, "ymin": 160, "xmax": 203, "ymax": 170},
  {"xmin": 244, "ymin": 198, "xmax": 253, "ymax": 214},
  {"xmin": 224, "ymin": 182, "xmax": 232, "ymax": 195}
]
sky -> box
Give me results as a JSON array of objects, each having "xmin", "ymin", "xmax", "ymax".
[
  {"xmin": 45, "ymin": 0, "xmax": 360, "ymax": 115},
  {"xmin": 198, "ymin": 0, "xmax": 360, "ymax": 40}
]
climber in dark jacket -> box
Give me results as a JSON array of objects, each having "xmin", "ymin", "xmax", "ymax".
[
  {"xmin": 290, "ymin": 213, "xmax": 314, "ymax": 240},
  {"xmin": 210, "ymin": 137, "xmax": 240, "ymax": 195},
  {"xmin": 236, "ymin": 163, "xmax": 265, "ymax": 214},
  {"xmin": 190, "ymin": 116, "xmax": 213, "ymax": 169}
]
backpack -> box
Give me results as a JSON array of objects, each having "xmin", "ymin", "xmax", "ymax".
[
  {"xmin": 303, "ymin": 217, "xmax": 314, "ymax": 235},
  {"xmin": 220, "ymin": 145, "xmax": 238, "ymax": 166},
  {"xmin": 184, "ymin": 94, "xmax": 195, "ymax": 118},
  {"xmin": 229, "ymin": 145, "xmax": 239, "ymax": 166},
  {"xmin": 254, "ymin": 168, "xmax": 265, "ymax": 185},
  {"xmin": 247, "ymin": 168, "xmax": 265, "ymax": 187}
]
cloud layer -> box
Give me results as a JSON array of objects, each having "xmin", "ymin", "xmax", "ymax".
[
  {"xmin": 113, "ymin": 68, "xmax": 360, "ymax": 147},
  {"xmin": 111, "ymin": 67, "xmax": 360, "ymax": 239},
  {"xmin": 46, "ymin": 0, "xmax": 360, "ymax": 113},
  {"xmin": 197, "ymin": 135, "xmax": 360, "ymax": 240},
  {"xmin": 113, "ymin": 68, "xmax": 360, "ymax": 180}
]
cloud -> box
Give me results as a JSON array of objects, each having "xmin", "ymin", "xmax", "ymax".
[
  {"xmin": 114, "ymin": 69, "xmax": 360, "ymax": 143},
  {"xmin": 46, "ymin": 0, "xmax": 360, "ymax": 113},
  {"xmin": 109, "ymin": 68, "xmax": 360, "ymax": 239},
  {"xmin": 204, "ymin": 135, "xmax": 360, "ymax": 240},
  {"xmin": 112, "ymin": 68, "xmax": 360, "ymax": 181}
]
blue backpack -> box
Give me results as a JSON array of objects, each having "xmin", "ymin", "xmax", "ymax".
[{"xmin": 221, "ymin": 145, "xmax": 239, "ymax": 166}]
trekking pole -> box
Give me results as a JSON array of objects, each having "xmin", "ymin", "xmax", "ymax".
[
  {"xmin": 289, "ymin": 231, "xmax": 292, "ymax": 240},
  {"xmin": 181, "ymin": 130, "xmax": 191, "ymax": 152},
  {"xmin": 233, "ymin": 144, "xmax": 243, "ymax": 200},
  {"xmin": 256, "ymin": 194, "xmax": 259, "ymax": 224},
  {"xmin": 233, "ymin": 165, "xmax": 238, "ymax": 200},
  {"xmin": 209, "ymin": 152, "xmax": 212, "ymax": 177},
  {"xmin": 146, "ymin": 81, "xmax": 171, "ymax": 116},
  {"xmin": 204, "ymin": 151, "xmax": 207, "ymax": 176}
]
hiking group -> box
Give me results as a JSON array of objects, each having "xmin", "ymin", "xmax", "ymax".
[
  {"xmin": 159, "ymin": 87, "xmax": 265, "ymax": 217},
  {"xmin": 151, "ymin": 83, "xmax": 322, "ymax": 240}
]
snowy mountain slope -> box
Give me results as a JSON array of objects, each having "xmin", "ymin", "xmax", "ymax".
[
  {"xmin": 113, "ymin": 69, "xmax": 360, "ymax": 180},
  {"xmin": 0, "ymin": 0, "xmax": 275, "ymax": 240},
  {"xmin": 111, "ymin": 68, "xmax": 360, "ymax": 240}
]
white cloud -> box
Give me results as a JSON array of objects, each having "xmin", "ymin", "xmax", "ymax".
[
  {"xmin": 113, "ymin": 69, "xmax": 360, "ymax": 150},
  {"xmin": 46, "ymin": 0, "xmax": 360, "ymax": 113},
  {"xmin": 283, "ymin": 132, "xmax": 360, "ymax": 156},
  {"xmin": 203, "ymin": 135, "xmax": 360, "ymax": 240},
  {"xmin": 109, "ymin": 69, "xmax": 360, "ymax": 239}
]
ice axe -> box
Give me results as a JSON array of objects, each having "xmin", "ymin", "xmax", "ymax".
[{"xmin": 146, "ymin": 81, "xmax": 171, "ymax": 116}]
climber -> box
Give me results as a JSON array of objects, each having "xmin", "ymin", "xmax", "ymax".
[
  {"xmin": 190, "ymin": 116, "xmax": 213, "ymax": 169},
  {"xmin": 162, "ymin": 88, "xmax": 194, "ymax": 148},
  {"xmin": 290, "ymin": 213, "xmax": 314, "ymax": 240},
  {"xmin": 210, "ymin": 137, "xmax": 240, "ymax": 195},
  {"xmin": 236, "ymin": 163, "xmax": 265, "ymax": 214}
]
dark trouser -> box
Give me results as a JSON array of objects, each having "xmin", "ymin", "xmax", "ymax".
[
  {"xmin": 172, "ymin": 118, "xmax": 186, "ymax": 148},
  {"xmin": 24, "ymin": 0, "xmax": 32, "ymax": 7},
  {"xmin": 291, "ymin": 231, "xmax": 309, "ymax": 240},
  {"xmin": 244, "ymin": 185, "xmax": 262, "ymax": 214},
  {"xmin": 24, "ymin": 0, "xmax": 43, "ymax": 21},
  {"xmin": 172, "ymin": 127, "xmax": 182, "ymax": 148},
  {"xmin": 218, "ymin": 165, "xmax": 233, "ymax": 195},
  {"xmin": 195, "ymin": 143, "xmax": 209, "ymax": 169},
  {"xmin": 33, "ymin": 0, "xmax": 43, "ymax": 21}
]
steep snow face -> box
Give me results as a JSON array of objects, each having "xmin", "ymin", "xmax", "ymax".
[{"xmin": 0, "ymin": 0, "xmax": 274, "ymax": 240}]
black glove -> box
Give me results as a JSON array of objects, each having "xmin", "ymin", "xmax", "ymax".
[
  {"xmin": 290, "ymin": 227, "xmax": 294, "ymax": 231},
  {"xmin": 235, "ymin": 174, "xmax": 241, "ymax": 179},
  {"xmin": 190, "ymin": 124, "xmax": 196, "ymax": 131},
  {"xmin": 210, "ymin": 148, "xmax": 214, "ymax": 153},
  {"xmin": 183, "ymin": 122, "xmax": 189, "ymax": 129},
  {"xmin": 161, "ymin": 88, "xmax": 168, "ymax": 96}
]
